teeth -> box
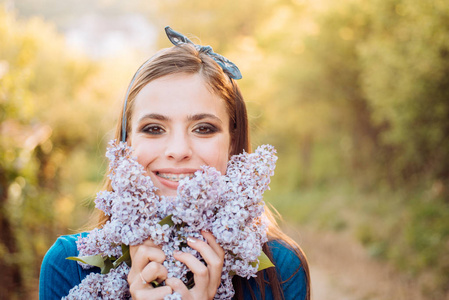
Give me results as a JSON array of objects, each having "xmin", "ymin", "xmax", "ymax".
[{"xmin": 157, "ymin": 173, "xmax": 194, "ymax": 182}]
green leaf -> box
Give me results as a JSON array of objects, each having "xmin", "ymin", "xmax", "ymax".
[
  {"xmin": 159, "ymin": 214, "xmax": 174, "ymax": 227},
  {"xmin": 150, "ymin": 280, "xmax": 160, "ymax": 287},
  {"xmin": 67, "ymin": 244, "xmax": 133, "ymax": 275},
  {"xmin": 67, "ymin": 255, "xmax": 105, "ymax": 269},
  {"xmin": 254, "ymin": 250, "xmax": 275, "ymax": 271},
  {"xmin": 229, "ymin": 250, "xmax": 275, "ymax": 276},
  {"xmin": 102, "ymin": 257, "xmax": 114, "ymax": 274},
  {"xmin": 121, "ymin": 243, "xmax": 128, "ymax": 254},
  {"xmin": 113, "ymin": 244, "xmax": 131, "ymax": 268}
]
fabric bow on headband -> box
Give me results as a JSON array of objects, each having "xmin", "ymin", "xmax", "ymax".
[
  {"xmin": 121, "ymin": 26, "xmax": 242, "ymax": 142},
  {"xmin": 165, "ymin": 26, "xmax": 242, "ymax": 80}
]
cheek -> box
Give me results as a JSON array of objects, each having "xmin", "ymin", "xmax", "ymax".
[
  {"xmin": 131, "ymin": 138, "xmax": 161, "ymax": 168},
  {"xmin": 213, "ymin": 154, "xmax": 228, "ymax": 174},
  {"xmin": 201, "ymin": 139, "xmax": 230, "ymax": 174},
  {"xmin": 134, "ymin": 148, "xmax": 152, "ymax": 169}
]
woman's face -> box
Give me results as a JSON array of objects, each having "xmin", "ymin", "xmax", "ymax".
[{"xmin": 129, "ymin": 73, "xmax": 231, "ymax": 196}]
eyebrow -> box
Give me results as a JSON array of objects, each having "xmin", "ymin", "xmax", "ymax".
[
  {"xmin": 137, "ymin": 113, "xmax": 168, "ymax": 123},
  {"xmin": 137, "ymin": 113, "xmax": 223, "ymax": 124},
  {"xmin": 187, "ymin": 113, "xmax": 222, "ymax": 123}
]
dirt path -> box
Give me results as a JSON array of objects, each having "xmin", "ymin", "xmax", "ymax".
[{"xmin": 283, "ymin": 224, "xmax": 429, "ymax": 300}]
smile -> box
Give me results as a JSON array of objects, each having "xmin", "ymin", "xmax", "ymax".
[{"xmin": 156, "ymin": 172, "xmax": 194, "ymax": 182}]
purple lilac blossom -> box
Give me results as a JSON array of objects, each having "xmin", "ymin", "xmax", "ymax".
[
  {"xmin": 64, "ymin": 140, "xmax": 277, "ymax": 299},
  {"xmin": 62, "ymin": 264, "xmax": 130, "ymax": 299}
]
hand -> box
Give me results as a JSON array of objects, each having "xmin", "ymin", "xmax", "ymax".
[
  {"xmin": 127, "ymin": 239, "xmax": 173, "ymax": 300},
  {"xmin": 165, "ymin": 231, "xmax": 225, "ymax": 300}
]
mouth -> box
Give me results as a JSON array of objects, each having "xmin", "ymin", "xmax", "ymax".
[{"xmin": 155, "ymin": 172, "xmax": 195, "ymax": 182}]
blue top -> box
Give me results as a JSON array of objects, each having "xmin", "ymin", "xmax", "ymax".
[{"xmin": 39, "ymin": 233, "xmax": 307, "ymax": 300}]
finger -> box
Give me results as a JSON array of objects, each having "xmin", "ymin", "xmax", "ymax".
[
  {"xmin": 201, "ymin": 231, "xmax": 225, "ymax": 259},
  {"xmin": 129, "ymin": 262, "xmax": 171, "ymax": 299},
  {"xmin": 130, "ymin": 243, "xmax": 166, "ymax": 270},
  {"xmin": 173, "ymin": 249, "xmax": 210, "ymax": 293},
  {"xmin": 187, "ymin": 236, "xmax": 223, "ymax": 266},
  {"xmin": 129, "ymin": 239, "xmax": 158, "ymax": 257},
  {"xmin": 188, "ymin": 236, "xmax": 224, "ymax": 290},
  {"xmin": 141, "ymin": 261, "xmax": 169, "ymax": 285},
  {"xmin": 127, "ymin": 245, "xmax": 165, "ymax": 285},
  {"xmin": 132, "ymin": 285, "xmax": 173, "ymax": 300},
  {"xmin": 130, "ymin": 239, "xmax": 162, "ymax": 260},
  {"xmin": 165, "ymin": 277, "xmax": 190, "ymax": 300}
]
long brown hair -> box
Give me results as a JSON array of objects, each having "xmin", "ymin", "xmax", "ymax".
[{"xmin": 96, "ymin": 44, "xmax": 310, "ymax": 299}]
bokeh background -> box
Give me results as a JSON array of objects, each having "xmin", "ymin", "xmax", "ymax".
[{"xmin": 1, "ymin": 0, "xmax": 448, "ymax": 299}]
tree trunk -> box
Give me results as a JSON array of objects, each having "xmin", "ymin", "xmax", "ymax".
[{"xmin": 0, "ymin": 168, "xmax": 23, "ymax": 299}]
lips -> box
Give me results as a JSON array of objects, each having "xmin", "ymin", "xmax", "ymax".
[
  {"xmin": 151, "ymin": 168, "xmax": 198, "ymax": 191},
  {"xmin": 156, "ymin": 172, "xmax": 194, "ymax": 182}
]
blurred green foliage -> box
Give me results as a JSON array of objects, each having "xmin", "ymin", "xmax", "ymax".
[
  {"xmin": 1, "ymin": 0, "xmax": 449, "ymax": 298},
  {"xmin": 0, "ymin": 7, "xmax": 124, "ymax": 297},
  {"xmin": 150, "ymin": 0, "xmax": 449, "ymax": 297}
]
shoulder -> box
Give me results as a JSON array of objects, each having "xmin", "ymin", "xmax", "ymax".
[
  {"xmin": 42, "ymin": 233, "xmax": 89, "ymax": 265},
  {"xmin": 52, "ymin": 233, "xmax": 84, "ymax": 254},
  {"xmin": 41, "ymin": 233, "xmax": 84, "ymax": 266},
  {"xmin": 267, "ymin": 239, "xmax": 302, "ymax": 272},
  {"xmin": 39, "ymin": 232, "xmax": 96, "ymax": 300},
  {"xmin": 267, "ymin": 239, "xmax": 308, "ymax": 299}
]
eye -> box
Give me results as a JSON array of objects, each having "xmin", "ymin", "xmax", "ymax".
[
  {"xmin": 193, "ymin": 124, "xmax": 218, "ymax": 134},
  {"xmin": 142, "ymin": 124, "xmax": 165, "ymax": 135}
]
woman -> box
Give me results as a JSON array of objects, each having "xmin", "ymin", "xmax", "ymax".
[{"xmin": 39, "ymin": 27, "xmax": 310, "ymax": 300}]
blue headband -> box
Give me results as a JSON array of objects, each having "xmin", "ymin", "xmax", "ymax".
[
  {"xmin": 121, "ymin": 26, "xmax": 242, "ymax": 142},
  {"xmin": 164, "ymin": 26, "xmax": 242, "ymax": 80}
]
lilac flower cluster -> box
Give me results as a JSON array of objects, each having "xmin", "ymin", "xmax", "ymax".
[
  {"xmin": 63, "ymin": 264, "xmax": 130, "ymax": 300},
  {"xmin": 64, "ymin": 140, "xmax": 277, "ymax": 299}
]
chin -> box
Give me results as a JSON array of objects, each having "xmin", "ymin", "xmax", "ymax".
[{"xmin": 156, "ymin": 188, "xmax": 178, "ymax": 198}]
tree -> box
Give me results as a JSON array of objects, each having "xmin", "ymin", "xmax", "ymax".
[
  {"xmin": 360, "ymin": 0, "xmax": 449, "ymax": 184},
  {"xmin": 0, "ymin": 7, "xmax": 118, "ymax": 297}
]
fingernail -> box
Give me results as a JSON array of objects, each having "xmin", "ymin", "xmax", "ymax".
[
  {"xmin": 173, "ymin": 250, "xmax": 182, "ymax": 255},
  {"xmin": 187, "ymin": 237, "xmax": 196, "ymax": 243}
]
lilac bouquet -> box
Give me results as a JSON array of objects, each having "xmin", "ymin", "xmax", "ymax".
[{"xmin": 64, "ymin": 140, "xmax": 277, "ymax": 299}]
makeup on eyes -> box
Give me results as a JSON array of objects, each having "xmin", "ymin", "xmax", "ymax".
[
  {"xmin": 136, "ymin": 114, "xmax": 223, "ymax": 135},
  {"xmin": 141, "ymin": 124, "xmax": 165, "ymax": 134},
  {"xmin": 129, "ymin": 73, "xmax": 232, "ymax": 197},
  {"xmin": 193, "ymin": 123, "xmax": 220, "ymax": 134}
]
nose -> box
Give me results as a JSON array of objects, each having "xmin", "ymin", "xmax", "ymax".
[{"xmin": 164, "ymin": 131, "xmax": 193, "ymax": 161}]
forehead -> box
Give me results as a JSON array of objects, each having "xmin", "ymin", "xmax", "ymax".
[{"xmin": 131, "ymin": 73, "xmax": 229, "ymax": 123}]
